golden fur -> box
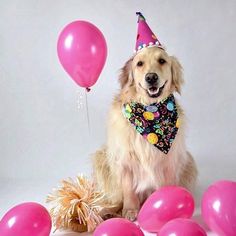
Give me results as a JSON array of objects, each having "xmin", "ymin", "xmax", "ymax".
[{"xmin": 92, "ymin": 47, "xmax": 198, "ymax": 221}]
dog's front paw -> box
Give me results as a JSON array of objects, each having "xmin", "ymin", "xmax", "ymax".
[{"xmin": 122, "ymin": 208, "xmax": 139, "ymax": 221}]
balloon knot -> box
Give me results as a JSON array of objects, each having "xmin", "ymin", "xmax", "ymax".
[{"xmin": 86, "ymin": 87, "xmax": 91, "ymax": 92}]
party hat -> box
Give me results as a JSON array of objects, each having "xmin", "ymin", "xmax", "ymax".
[{"xmin": 135, "ymin": 12, "xmax": 163, "ymax": 52}]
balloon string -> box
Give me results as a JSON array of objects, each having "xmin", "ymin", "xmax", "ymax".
[{"xmin": 84, "ymin": 89, "xmax": 91, "ymax": 135}]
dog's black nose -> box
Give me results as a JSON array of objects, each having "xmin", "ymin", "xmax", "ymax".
[{"xmin": 145, "ymin": 73, "xmax": 158, "ymax": 84}]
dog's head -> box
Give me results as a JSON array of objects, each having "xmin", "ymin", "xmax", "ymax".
[{"xmin": 119, "ymin": 47, "xmax": 183, "ymax": 104}]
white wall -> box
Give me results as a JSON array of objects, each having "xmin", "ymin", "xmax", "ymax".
[{"xmin": 1, "ymin": 0, "xmax": 236, "ymax": 185}]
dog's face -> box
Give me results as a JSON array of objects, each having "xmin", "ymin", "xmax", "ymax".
[
  {"xmin": 120, "ymin": 47, "xmax": 183, "ymax": 103},
  {"xmin": 132, "ymin": 47, "xmax": 172, "ymax": 99}
]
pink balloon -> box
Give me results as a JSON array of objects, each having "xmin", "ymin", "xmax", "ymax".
[
  {"xmin": 93, "ymin": 218, "xmax": 144, "ymax": 236},
  {"xmin": 159, "ymin": 218, "xmax": 207, "ymax": 236},
  {"xmin": 57, "ymin": 20, "xmax": 107, "ymax": 89},
  {"xmin": 201, "ymin": 180, "xmax": 236, "ymax": 236},
  {"xmin": 0, "ymin": 202, "xmax": 51, "ymax": 236},
  {"xmin": 138, "ymin": 186, "xmax": 194, "ymax": 233}
]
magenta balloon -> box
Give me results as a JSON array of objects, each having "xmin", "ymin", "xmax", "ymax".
[
  {"xmin": 159, "ymin": 218, "xmax": 207, "ymax": 236},
  {"xmin": 93, "ymin": 218, "xmax": 144, "ymax": 236},
  {"xmin": 137, "ymin": 186, "xmax": 194, "ymax": 233},
  {"xmin": 201, "ymin": 180, "xmax": 236, "ymax": 236},
  {"xmin": 0, "ymin": 202, "xmax": 51, "ymax": 236},
  {"xmin": 57, "ymin": 20, "xmax": 107, "ymax": 88}
]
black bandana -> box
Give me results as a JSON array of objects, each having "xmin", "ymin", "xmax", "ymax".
[{"xmin": 122, "ymin": 94, "xmax": 179, "ymax": 154}]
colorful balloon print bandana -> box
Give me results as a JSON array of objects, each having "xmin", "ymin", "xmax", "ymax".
[{"xmin": 122, "ymin": 94, "xmax": 179, "ymax": 154}]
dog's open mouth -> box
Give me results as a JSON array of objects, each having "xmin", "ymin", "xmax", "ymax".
[{"xmin": 147, "ymin": 81, "xmax": 167, "ymax": 98}]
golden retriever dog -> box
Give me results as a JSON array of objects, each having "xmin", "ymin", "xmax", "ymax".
[{"xmin": 92, "ymin": 46, "xmax": 198, "ymax": 221}]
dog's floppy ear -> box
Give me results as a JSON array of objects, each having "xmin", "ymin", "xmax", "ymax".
[
  {"xmin": 170, "ymin": 56, "xmax": 184, "ymax": 94},
  {"xmin": 119, "ymin": 57, "xmax": 134, "ymax": 89}
]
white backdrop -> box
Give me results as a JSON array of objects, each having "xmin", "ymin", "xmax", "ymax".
[{"xmin": 0, "ymin": 0, "xmax": 236, "ymax": 234}]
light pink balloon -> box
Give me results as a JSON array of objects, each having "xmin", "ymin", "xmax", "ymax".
[
  {"xmin": 57, "ymin": 20, "xmax": 107, "ymax": 89},
  {"xmin": 159, "ymin": 218, "xmax": 207, "ymax": 236},
  {"xmin": 138, "ymin": 186, "xmax": 194, "ymax": 233},
  {"xmin": 93, "ymin": 218, "xmax": 144, "ymax": 236},
  {"xmin": 0, "ymin": 202, "xmax": 51, "ymax": 236},
  {"xmin": 201, "ymin": 180, "xmax": 236, "ymax": 236}
]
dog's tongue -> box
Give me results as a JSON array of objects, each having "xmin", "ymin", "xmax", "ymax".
[{"xmin": 149, "ymin": 87, "xmax": 158, "ymax": 92}]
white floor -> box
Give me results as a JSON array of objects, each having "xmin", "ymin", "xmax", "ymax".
[{"xmin": 1, "ymin": 156, "xmax": 236, "ymax": 236}]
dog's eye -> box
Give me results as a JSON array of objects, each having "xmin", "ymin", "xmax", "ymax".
[
  {"xmin": 137, "ymin": 61, "xmax": 144, "ymax": 67},
  {"xmin": 158, "ymin": 58, "xmax": 166, "ymax": 65}
]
